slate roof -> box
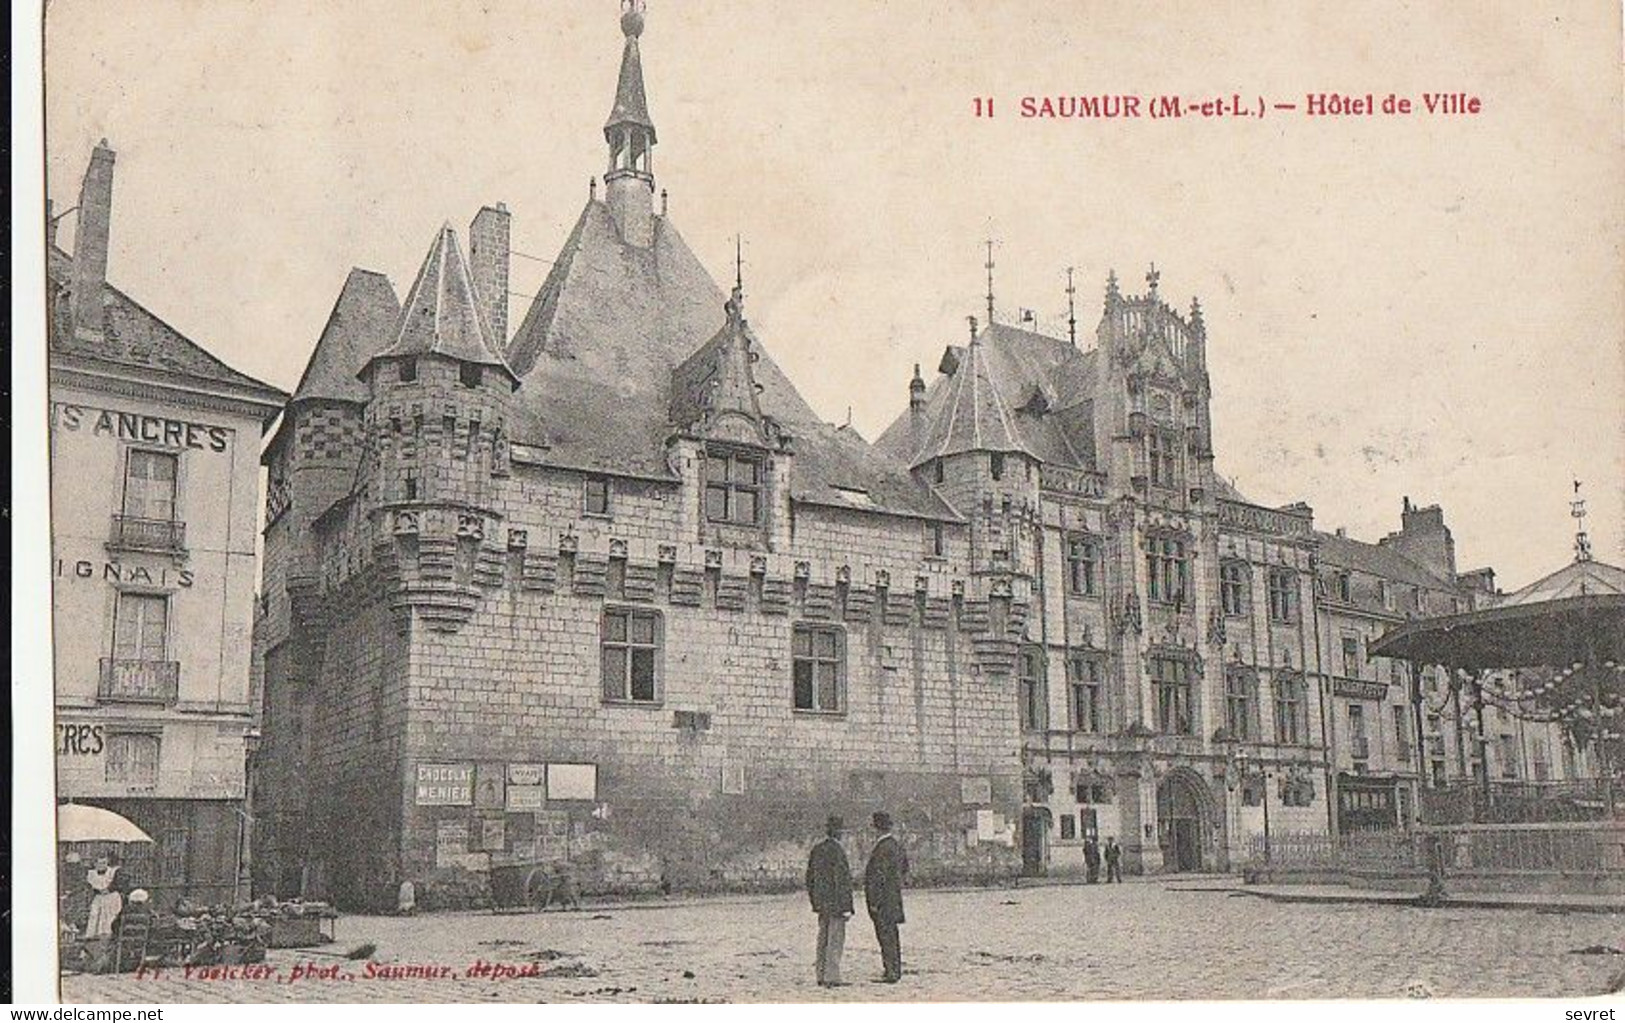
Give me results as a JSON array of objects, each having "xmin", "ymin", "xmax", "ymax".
[
  {"xmin": 291, "ymin": 268, "xmax": 401, "ymax": 404},
  {"xmin": 502, "ymin": 200, "xmax": 956, "ymax": 520},
  {"xmin": 876, "ymin": 320, "xmax": 1098, "ymax": 470},
  {"xmin": 1316, "ymin": 530, "xmax": 1456, "ymax": 591},
  {"xmin": 47, "ymin": 246, "xmax": 286, "ymax": 406},
  {"xmin": 373, "ymin": 225, "xmax": 515, "ymax": 379},
  {"xmin": 1497, "ymin": 558, "xmax": 1625, "ymax": 606}
]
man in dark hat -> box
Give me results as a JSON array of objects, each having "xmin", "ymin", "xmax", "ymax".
[
  {"xmin": 863, "ymin": 811, "xmax": 908, "ymax": 983},
  {"xmin": 805, "ymin": 815, "xmax": 854, "ymax": 987}
]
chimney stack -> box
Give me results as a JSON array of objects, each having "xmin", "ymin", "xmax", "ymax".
[
  {"xmin": 71, "ymin": 140, "xmax": 116, "ymax": 340},
  {"xmin": 469, "ymin": 203, "xmax": 511, "ymax": 348}
]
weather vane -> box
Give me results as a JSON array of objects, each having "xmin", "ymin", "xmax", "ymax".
[{"xmin": 1571, "ymin": 479, "xmax": 1592, "ymax": 562}]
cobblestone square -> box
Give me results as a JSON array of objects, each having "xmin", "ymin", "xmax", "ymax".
[{"xmin": 61, "ymin": 881, "xmax": 1625, "ymax": 1003}]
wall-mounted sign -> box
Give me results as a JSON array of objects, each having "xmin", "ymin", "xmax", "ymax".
[
  {"xmin": 415, "ymin": 763, "xmax": 473, "ymax": 806},
  {"xmin": 961, "ymin": 776, "xmax": 992, "ymax": 805},
  {"xmin": 507, "ymin": 763, "xmax": 545, "ymax": 786},
  {"xmin": 58, "ymin": 723, "xmax": 106, "ymax": 756},
  {"xmin": 53, "ymin": 403, "xmax": 230, "ymax": 452},
  {"xmin": 546, "ymin": 763, "xmax": 597, "ymax": 801},
  {"xmin": 55, "ymin": 560, "xmax": 195, "ymax": 588},
  {"xmin": 506, "ymin": 786, "xmax": 545, "ymax": 812},
  {"xmin": 435, "ymin": 820, "xmax": 468, "ymax": 867},
  {"xmin": 474, "ymin": 763, "xmax": 506, "ymax": 809}
]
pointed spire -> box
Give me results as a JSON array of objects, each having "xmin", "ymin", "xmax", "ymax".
[
  {"xmin": 909, "ymin": 362, "xmax": 927, "ymax": 411},
  {"xmin": 670, "ymin": 286, "xmax": 767, "ymax": 440},
  {"xmin": 1189, "ymin": 295, "xmax": 1204, "ymax": 335},
  {"xmin": 605, "ymin": 0, "xmax": 656, "ymax": 170},
  {"xmin": 1105, "ymin": 269, "xmax": 1121, "ymax": 307},
  {"xmin": 1146, "ymin": 262, "xmax": 1160, "ymax": 297}
]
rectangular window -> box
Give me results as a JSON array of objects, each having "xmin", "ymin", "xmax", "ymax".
[
  {"xmin": 1531, "ymin": 738, "xmax": 1550, "ymax": 781},
  {"xmin": 1499, "ymin": 735, "xmax": 1520, "ymax": 779},
  {"xmin": 1225, "ymin": 670, "xmax": 1255, "ymax": 740},
  {"xmin": 1059, "ymin": 814, "xmax": 1077, "ymax": 841},
  {"xmin": 1152, "ymin": 656, "xmax": 1193, "ymax": 735},
  {"xmin": 1068, "ymin": 655, "xmax": 1102, "ymax": 733},
  {"xmin": 158, "ymin": 826, "xmax": 189, "ymax": 884},
  {"xmin": 459, "ymin": 363, "xmax": 482, "ymax": 388},
  {"xmin": 1335, "ymin": 571, "xmax": 1353, "ymax": 603},
  {"xmin": 926, "ymin": 522, "xmax": 946, "ymax": 558},
  {"xmin": 990, "ymin": 452, "xmax": 1006, "ymax": 481},
  {"xmin": 584, "ymin": 476, "xmax": 612, "ymax": 516},
  {"xmin": 601, "ymin": 608, "xmax": 661, "ymax": 703},
  {"xmin": 793, "ymin": 625, "xmax": 845, "ymax": 713},
  {"xmin": 1066, "ymin": 536, "xmax": 1100, "ymax": 596},
  {"xmin": 705, "ymin": 450, "xmax": 763, "ymax": 525},
  {"xmin": 1146, "ymin": 431, "xmax": 1178, "ymax": 488},
  {"xmin": 105, "ymin": 732, "xmax": 160, "ymax": 787},
  {"xmin": 399, "ymin": 358, "xmax": 418, "ymax": 382},
  {"xmin": 113, "ymin": 593, "xmax": 169, "ymax": 662},
  {"xmin": 1274, "ymin": 674, "xmax": 1304, "ymax": 744},
  {"xmin": 1393, "ymin": 705, "xmax": 1413, "ymax": 763},
  {"xmin": 1018, "ymin": 649, "xmax": 1046, "ymax": 731},
  {"xmin": 122, "ymin": 450, "xmax": 179, "ymax": 521},
  {"xmin": 1267, "ymin": 569, "xmax": 1297, "ymax": 623},
  {"xmin": 1341, "ymin": 637, "xmax": 1362, "ymax": 677},
  {"xmin": 1146, "ymin": 537, "xmax": 1189, "ymax": 605},
  {"xmin": 1220, "ymin": 561, "xmax": 1248, "ymax": 616},
  {"xmin": 1348, "ymin": 704, "xmax": 1368, "ymax": 759},
  {"xmin": 1378, "ymin": 580, "xmax": 1393, "ymax": 610}
]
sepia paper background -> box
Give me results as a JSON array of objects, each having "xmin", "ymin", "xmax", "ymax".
[{"xmin": 16, "ymin": 0, "xmax": 1625, "ymax": 1003}]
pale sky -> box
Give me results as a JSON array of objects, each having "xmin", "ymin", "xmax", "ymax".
[{"xmin": 43, "ymin": 0, "xmax": 1625, "ymax": 590}]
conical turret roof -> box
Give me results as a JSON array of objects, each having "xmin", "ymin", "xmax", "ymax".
[{"xmin": 371, "ymin": 224, "xmax": 515, "ymax": 381}]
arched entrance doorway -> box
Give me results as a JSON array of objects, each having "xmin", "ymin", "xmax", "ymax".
[{"xmin": 1156, "ymin": 769, "xmax": 1212, "ymax": 872}]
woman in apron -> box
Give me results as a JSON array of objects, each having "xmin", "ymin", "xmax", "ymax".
[{"xmin": 84, "ymin": 856, "xmax": 124, "ymax": 939}]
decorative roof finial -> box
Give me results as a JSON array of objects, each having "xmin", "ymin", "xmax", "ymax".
[
  {"xmin": 1065, "ymin": 266, "xmax": 1078, "ymax": 346},
  {"xmin": 968, "ymin": 314, "xmax": 979, "ymax": 343},
  {"xmin": 621, "ymin": 0, "xmax": 646, "ymax": 38},
  {"xmin": 1189, "ymin": 295, "xmax": 1204, "ymax": 333},
  {"xmin": 590, "ymin": 176, "xmax": 598, "ymax": 201},
  {"xmin": 984, "ymin": 239, "xmax": 998, "ymax": 327},
  {"xmin": 1572, "ymin": 479, "xmax": 1593, "ymax": 563},
  {"xmin": 734, "ymin": 234, "xmax": 745, "ymax": 294},
  {"xmin": 1105, "ymin": 268, "xmax": 1121, "ymax": 306},
  {"xmin": 660, "ymin": 188, "xmax": 668, "ymax": 216},
  {"xmin": 1146, "ymin": 262, "xmax": 1160, "ymax": 297}
]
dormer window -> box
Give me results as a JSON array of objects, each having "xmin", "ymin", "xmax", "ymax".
[
  {"xmin": 459, "ymin": 363, "xmax": 482, "ymax": 389},
  {"xmin": 990, "ymin": 452, "xmax": 1006, "ymax": 481},
  {"xmin": 705, "ymin": 448, "xmax": 762, "ymax": 525},
  {"xmin": 399, "ymin": 358, "xmax": 418, "ymax": 383}
]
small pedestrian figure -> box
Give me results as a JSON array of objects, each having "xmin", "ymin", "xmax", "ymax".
[
  {"xmin": 396, "ymin": 880, "xmax": 417, "ymax": 916},
  {"xmin": 805, "ymin": 815, "xmax": 854, "ymax": 987},
  {"xmin": 1083, "ymin": 836, "xmax": 1101, "ymax": 884},
  {"xmin": 1104, "ymin": 836, "xmax": 1123, "ymax": 883},
  {"xmin": 863, "ymin": 811, "xmax": 908, "ymax": 984}
]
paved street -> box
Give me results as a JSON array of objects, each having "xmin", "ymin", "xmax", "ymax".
[{"xmin": 63, "ymin": 880, "xmax": 1625, "ymax": 1003}]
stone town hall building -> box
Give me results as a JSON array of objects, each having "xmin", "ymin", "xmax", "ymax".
[{"xmin": 252, "ymin": 8, "xmax": 1500, "ymax": 908}]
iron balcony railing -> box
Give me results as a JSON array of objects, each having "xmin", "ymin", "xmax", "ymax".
[
  {"xmin": 99, "ymin": 658, "xmax": 180, "ymax": 704},
  {"xmin": 109, "ymin": 515, "xmax": 186, "ymax": 553}
]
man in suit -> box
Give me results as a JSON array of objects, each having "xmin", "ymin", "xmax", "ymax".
[
  {"xmin": 1104, "ymin": 836, "xmax": 1123, "ymax": 883},
  {"xmin": 805, "ymin": 815, "xmax": 854, "ymax": 987},
  {"xmin": 1083, "ymin": 836, "xmax": 1101, "ymax": 884},
  {"xmin": 863, "ymin": 811, "xmax": 909, "ymax": 983}
]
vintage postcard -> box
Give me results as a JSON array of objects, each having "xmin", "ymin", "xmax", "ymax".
[{"xmin": 21, "ymin": 0, "xmax": 1625, "ymax": 1005}]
